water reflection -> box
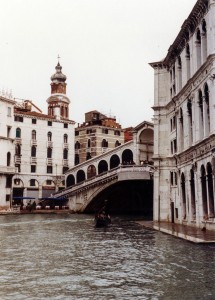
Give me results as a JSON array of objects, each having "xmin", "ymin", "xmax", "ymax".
[{"xmin": 0, "ymin": 214, "xmax": 214, "ymax": 299}]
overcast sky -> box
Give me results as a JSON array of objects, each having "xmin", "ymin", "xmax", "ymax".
[{"xmin": 0, "ymin": 0, "xmax": 197, "ymax": 127}]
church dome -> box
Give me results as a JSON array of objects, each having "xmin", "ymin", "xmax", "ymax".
[{"xmin": 51, "ymin": 62, "xmax": 67, "ymax": 82}]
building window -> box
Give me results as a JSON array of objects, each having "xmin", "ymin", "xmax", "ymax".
[
  {"xmin": 170, "ymin": 171, "xmax": 177, "ymax": 186},
  {"xmin": 32, "ymin": 119, "xmax": 37, "ymax": 124},
  {"xmin": 32, "ymin": 130, "xmax": 36, "ymax": 140},
  {"xmin": 30, "ymin": 179, "xmax": 36, "ymax": 186},
  {"xmin": 47, "ymin": 132, "xmax": 52, "ymax": 141},
  {"xmin": 87, "ymin": 139, "xmax": 91, "ymax": 148},
  {"xmin": 15, "ymin": 144, "xmax": 21, "ymax": 156},
  {"xmin": 75, "ymin": 131, "xmax": 79, "ymax": 136},
  {"xmin": 102, "ymin": 128, "xmax": 108, "ymax": 134},
  {"xmin": 6, "ymin": 176, "xmax": 12, "ymax": 188},
  {"xmin": 101, "ymin": 139, "xmax": 108, "ymax": 148},
  {"xmin": 6, "ymin": 195, "xmax": 10, "ymax": 202},
  {"xmin": 48, "ymin": 121, "xmax": 52, "ymax": 126},
  {"xmin": 47, "ymin": 166, "xmax": 53, "ymax": 174},
  {"xmin": 86, "ymin": 152, "xmax": 91, "ymax": 160},
  {"xmin": 31, "ymin": 165, "xmax": 36, "ymax": 173},
  {"xmin": 115, "ymin": 140, "xmax": 121, "ymax": 147},
  {"xmin": 63, "ymin": 149, "xmax": 68, "ymax": 160},
  {"xmin": 15, "ymin": 164, "xmax": 21, "ymax": 173},
  {"xmin": 75, "ymin": 154, "xmax": 80, "ymax": 165},
  {"xmin": 7, "ymin": 126, "xmax": 11, "ymax": 138},
  {"xmin": 63, "ymin": 167, "xmax": 69, "ymax": 173},
  {"xmin": 7, "ymin": 152, "xmax": 11, "ymax": 166},
  {"xmin": 46, "ymin": 180, "xmax": 52, "ymax": 185},
  {"xmin": 16, "ymin": 128, "xmax": 21, "ymax": 138},
  {"xmin": 64, "ymin": 123, "xmax": 68, "ymax": 128},
  {"xmin": 114, "ymin": 130, "xmax": 120, "ymax": 136},
  {"xmin": 75, "ymin": 141, "xmax": 81, "ymax": 150},
  {"xmin": 170, "ymin": 116, "xmax": 176, "ymax": 132},
  {"xmin": 64, "ymin": 134, "xmax": 68, "ymax": 143},
  {"xmin": 7, "ymin": 107, "xmax": 11, "ymax": 117},
  {"xmin": 47, "ymin": 147, "xmax": 52, "ymax": 158},
  {"xmin": 171, "ymin": 139, "xmax": 177, "ymax": 154},
  {"xmin": 14, "ymin": 116, "xmax": 23, "ymax": 122},
  {"xmin": 86, "ymin": 129, "xmax": 92, "ymax": 134},
  {"xmin": 31, "ymin": 146, "xmax": 37, "ymax": 157}
]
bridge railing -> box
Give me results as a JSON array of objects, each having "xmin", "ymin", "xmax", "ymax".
[{"xmin": 54, "ymin": 164, "xmax": 154, "ymax": 198}]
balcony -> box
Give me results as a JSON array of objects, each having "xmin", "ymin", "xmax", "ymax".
[
  {"xmin": 47, "ymin": 141, "xmax": 53, "ymax": 148},
  {"xmin": 63, "ymin": 143, "xmax": 69, "ymax": 149},
  {"xmin": 47, "ymin": 158, "xmax": 53, "ymax": 165},
  {"xmin": 102, "ymin": 147, "xmax": 108, "ymax": 153},
  {"xmin": 63, "ymin": 159, "xmax": 68, "ymax": 166},
  {"xmin": 0, "ymin": 165, "xmax": 16, "ymax": 174},
  {"xmin": 15, "ymin": 156, "xmax": 21, "ymax": 164},
  {"xmin": 31, "ymin": 157, "xmax": 37, "ymax": 164},
  {"xmin": 31, "ymin": 139, "xmax": 37, "ymax": 146},
  {"xmin": 15, "ymin": 138, "xmax": 22, "ymax": 144}
]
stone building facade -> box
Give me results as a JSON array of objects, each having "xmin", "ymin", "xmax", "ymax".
[
  {"xmin": 150, "ymin": 0, "xmax": 215, "ymax": 230},
  {"xmin": 12, "ymin": 62, "xmax": 75, "ymax": 207},
  {"xmin": 75, "ymin": 110, "xmax": 124, "ymax": 164},
  {"xmin": 0, "ymin": 96, "xmax": 16, "ymax": 209}
]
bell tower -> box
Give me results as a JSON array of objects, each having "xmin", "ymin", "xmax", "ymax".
[{"xmin": 46, "ymin": 57, "xmax": 70, "ymax": 120}]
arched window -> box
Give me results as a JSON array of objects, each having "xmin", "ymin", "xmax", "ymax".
[
  {"xmin": 196, "ymin": 28, "xmax": 201, "ymax": 69},
  {"xmin": 32, "ymin": 130, "xmax": 36, "ymax": 140},
  {"xmin": 207, "ymin": 163, "xmax": 214, "ymax": 218},
  {"xmin": 122, "ymin": 149, "xmax": 133, "ymax": 165},
  {"xmin": 101, "ymin": 139, "xmax": 108, "ymax": 148},
  {"xmin": 204, "ymin": 83, "xmax": 210, "ymax": 135},
  {"xmin": 115, "ymin": 140, "xmax": 121, "ymax": 147},
  {"xmin": 75, "ymin": 141, "xmax": 80, "ymax": 150},
  {"xmin": 179, "ymin": 108, "xmax": 184, "ymax": 151},
  {"xmin": 177, "ymin": 56, "xmax": 182, "ymax": 91},
  {"xmin": 181, "ymin": 173, "xmax": 187, "ymax": 219},
  {"xmin": 186, "ymin": 43, "xmax": 191, "ymax": 80},
  {"xmin": 202, "ymin": 19, "xmax": 207, "ymax": 63},
  {"xmin": 63, "ymin": 149, "xmax": 68, "ymax": 160},
  {"xmin": 65, "ymin": 107, "xmax": 68, "ymax": 118},
  {"xmin": 66, "ymin": 175, "xmax": 75, "ymax": 187},
  {"xmin": 47, "ymin": 147, "xmax": 52, "ymax": 158},
  {"xmin": 86, "ymin": 152, "xmax": 91, "ymax": 160},
  {"xmin": 15, "ymin": 144, "xmax": 21, "ymax": 156},
  {"xmin": 77, "ymin": 170, "xmax": 85, "ymax": 183},
  {"xmin": 75, "ymin": 154, "xmax": 80, "ymax": 165},
  {"xmin": 198, "ymin": 89, "xmax": 204, "ymax": 140},
  {"xmin": 187, "ymin": 98, "xmax": 193, "ymax": 145},
  {"xmin": 31, "ymin": 146, "xmax": 36, "ymax": 157},
  {"xmin": 47, "ymin": 132, "xmax": 52, "ymax": 141},
  {"xmin": 87, "ymin": 165, "xmax": 96, "ymax": 179},
  {"xmin": 201, "ymin": 165, "xmax": 208, "ymax": 219},
  {"xmin": 190, "ymin": 169, "xmax": 196, "ymax": 220},
  {"xmin": 98, "ymin": 160, "xmax": 108, "ymax": 174},
  {"xmin": 64, "ymin": 134, "xmax": 68, "ymax": 143},
  {"xmin": 110, "ymin": 154, "xmax": 120, "ymax": 169},
  {"xmin": 16, "ymin": 128, "xmax": 21, "ymax": 138},
  {"xmin": 7, "ymin": 152, "xmax": 11, "ymax": 166}
]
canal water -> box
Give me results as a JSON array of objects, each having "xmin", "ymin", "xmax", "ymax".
[{"xmin": 0, "ymin": 214, "xmax": 214, "ymax": 300}]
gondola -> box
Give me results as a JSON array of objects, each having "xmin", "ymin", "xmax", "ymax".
[{"xmin": 95, "ymin": 213, "xmax": 111, "ymax": 227}]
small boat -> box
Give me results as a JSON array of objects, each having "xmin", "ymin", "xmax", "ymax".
[{"xmin": 95, "ymin": 213, "xmax": 111, "ymax": 227}]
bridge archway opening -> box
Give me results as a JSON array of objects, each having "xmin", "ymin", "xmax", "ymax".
[
  {"xmin": 122, "ymin": 149, "xmax": 133, "ymax": 164},
  {"xmin": 110, "ymin": 154, "xmax": 120, "ymax": 169},
  {"xmin": 77, "ymin": 170, "xmax": 86, "ymax": 183},
  {"xmin": 98, "ymin": 160, "xmax": 108, "ymax": 174},
  {"xmin": 66, "ymin": 174, "xmax": 75, "ymax": 187},
  {"xmin": 85, "ymin": 180, "xmax": 153, "ymax": 217},
  {"xmin": 87, "ymin": 165, "xmax": 96, "ymax": 179}
]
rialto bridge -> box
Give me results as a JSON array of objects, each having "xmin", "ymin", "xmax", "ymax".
[{"xmin": 54, "ymin": 121, "xmax": 154, "ymax": 214}]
